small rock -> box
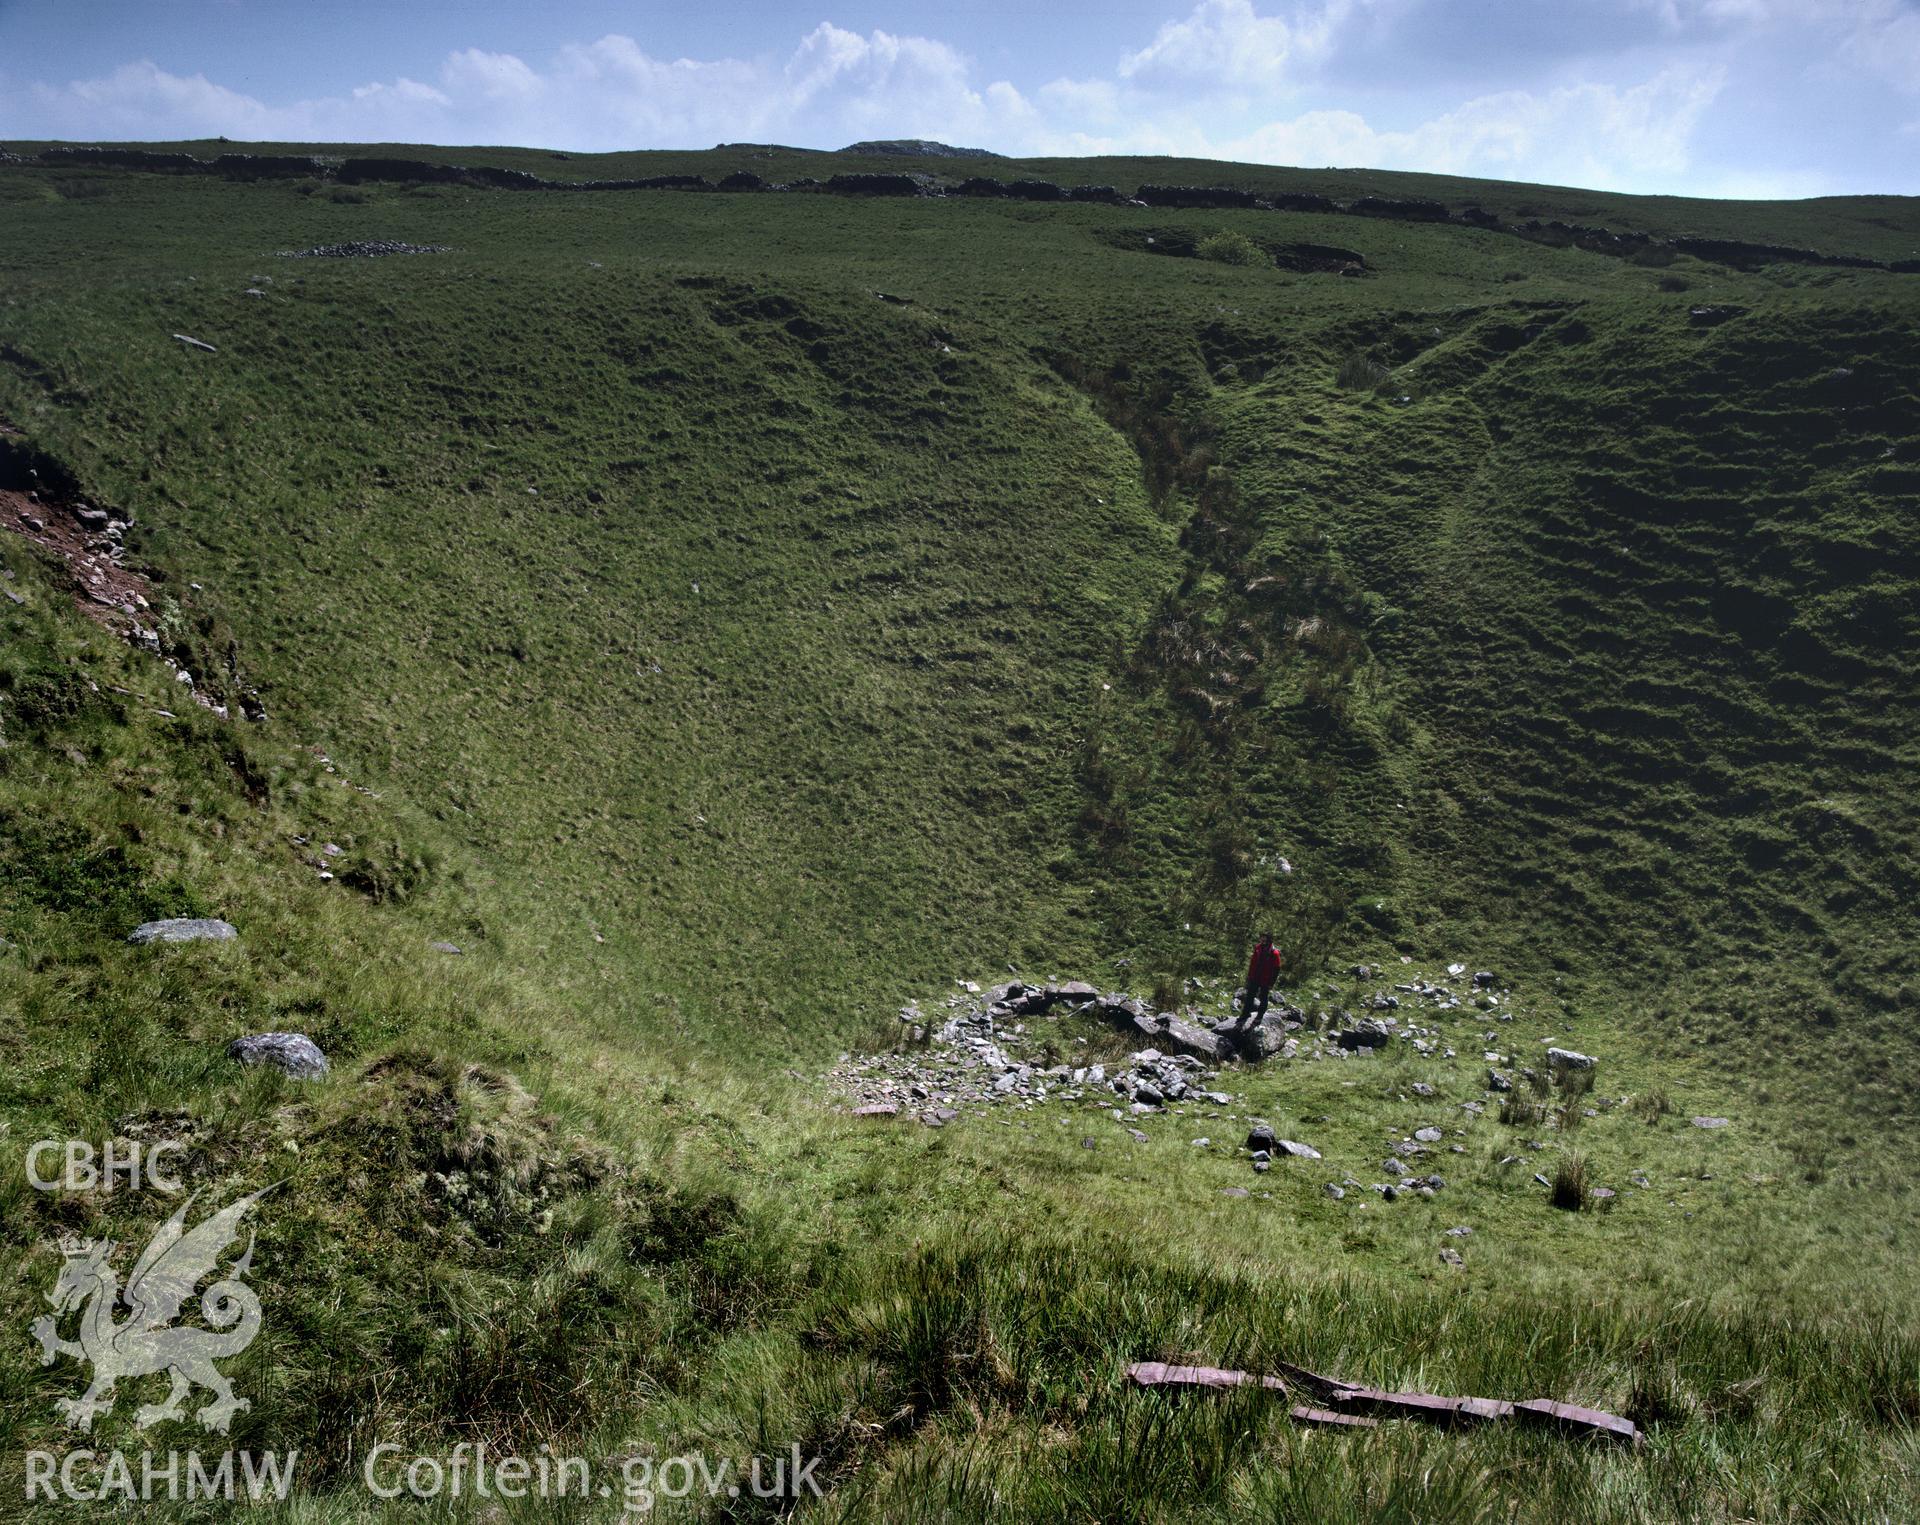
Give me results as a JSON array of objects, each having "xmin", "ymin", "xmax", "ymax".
[
  {"xmin": 129, "ymin": 918, "xmax": 237, "ymax": 945},
  {"xmin": 1439, "ymin": 1247, "xmax": 1464, "ymax": 1266},
  {"xmin": 227, "ymin": 1032, "xmax": 327, "ymax": 1079},
  {"xmin": 1413, "ymin": 1126, "xmax": 1443, "ymax": 1143},
  {"xmin": 1691, "ymin": 1116, "xmax": 1730, "ymax": 1129},
  {"xmin": 1220, "ymin": 1187, "xmax": 1250, "ymax": 1198},
  {"xmin": 1324, "ymin": 1183, "xmax": 1345, "ymax": 1200},
  {"xmin": 429, "ymin": 940, "xmax": 463, "ymax": 955},
  {"xmin": 852, "ymin": 1103, "xmax": 899, "ymax": 1118}
]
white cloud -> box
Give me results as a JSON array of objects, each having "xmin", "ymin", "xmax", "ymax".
[
  {"xmin": 1625, "ymin": 0, "xmax": 1920, "ymax": 92},
  {"xmin": 22, "ymin": 61, "xmax": 282, "ymax": 141},
  {"xmin": 0, "ymin": 5, "xmax": 1901, "ymax": 195},
  {"xmin": 1119, "ymin": 0, "xmax": 1362, "ymax": 89},
  {"xmin": 440, "ymin": 49, "xmax": 543, "ymax": 105},
  {"xmin": 999, "ymin": 66, "xmax": 1726, "ymax": 192},
  {"xmin": 1840, "ymin": 2, "xmax": 1920, "ymax": 93},
  {"xmin": 783, "ymin": 24, "xmax": 1008, "ymax": 140}
]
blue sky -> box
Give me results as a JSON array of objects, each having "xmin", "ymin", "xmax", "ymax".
[{"xmin": 3, "ymin": 1, "xmax": 1917, "ymax": 197}]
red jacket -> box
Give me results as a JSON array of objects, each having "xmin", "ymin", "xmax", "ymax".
[{"xmin": 1247, "ymin": 943, "xmax": 1281, "ymax": 986}]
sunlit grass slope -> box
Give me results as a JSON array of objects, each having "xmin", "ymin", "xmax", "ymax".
[{"xmin": 0, "ymin": 149, "xmax": 1915, "ymax": 1521}]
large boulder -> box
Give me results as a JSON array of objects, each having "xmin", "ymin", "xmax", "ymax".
[
  {"xmin": 227, "ymin": 1032, "xmax": 328, "ymax": 1079},
  {"xmin": 128, "ymin": 918, "xmax": 237, "ymax": 946},
  {"xmin": 1225, "ymin": 1021, "xmax": 1299, "ymax": 1061},
  {"xmin": 1546, "ymin": 1047, "xmax": 1597, "ymax": 1072}
]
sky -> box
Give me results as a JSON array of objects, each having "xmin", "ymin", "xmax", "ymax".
[{"xmin": 2, "ymin": 1, "xmax": 1917, "ymax": 198}]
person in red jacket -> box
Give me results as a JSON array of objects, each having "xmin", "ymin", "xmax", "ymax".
[{"xmin": 1241, "ymin": 934, "xmax": 1282, "ymax": 1024}]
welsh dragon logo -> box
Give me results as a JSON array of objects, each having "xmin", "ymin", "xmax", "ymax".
[{"xmin": 32, "ymin": 1186, "xmax": 275, "ymax": 1434}]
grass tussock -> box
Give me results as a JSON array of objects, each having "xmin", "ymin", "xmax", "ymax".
[
  {"xmin": 1550, "ymin": 1150, "xmax": 1591, "ymax": 1210},
  {"xmin": 1336, "ymin": 352, "xmax": 1392, "ymax": 390}
]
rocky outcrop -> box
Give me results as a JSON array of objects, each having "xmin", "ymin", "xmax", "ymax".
[
  {"xmin": 40, "ymin": 146, "xmax": 202, "ymax": 173},
  {"xmin": 1270, "ymin": 242, "xmax": 1369, "ymax": 274},
  {"xmin": 278, "ymin": 241, "xmax": 449, "ymax": 258},
  {"xmin": 1268, "ymin": 191, "xmax": 1340, "ymax": 213},
  {"xmin": 458, "ymin": 164, "xmax": 550, "ymax": 191},
  {"xmin": 1349, "ymin": 195, "xmax": 1451, "ymax": 222},
  {"xmin": 824, "ymin": 173, "xmax": 930, "ymax": 197},
  {"xmin": 335, "ymin": 158, "xmax": 551, "ymax": 191},
  {"xmin": 211, "ymin": 153, "xmax": 329, "ymax": 180},
  {"xmin": 608, "ymin": 174, "xmax": 711, "ymax": 192},
  {"xmin": 128, "ymin": 918, "xmax": 237, "ymax": 945},
  {"xmin": 1134, "ymin": 184, "xmax": 1260, "ymax": 209},
  {"xmin": 955, "ymin": 177, "xmax": 1069, "ymax": 201},
  {"xmin": 842, "ymin": 139, "xmax": 1001, "ymax": 159},
  {"xmin": 227, "ymin": 1032, "xmax": 328, "ymax": 1079},
  {"xmin": 335, "ymin": 157, "xmax": 465, "ymax": 187},
  {"xmin": 1668, "ymin": 235, "xmax": 1880, "ymax": 270}
]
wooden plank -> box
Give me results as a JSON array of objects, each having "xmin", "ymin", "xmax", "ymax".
[
  {"xmin": 1124, "ymin": 1361, "xmax": 1639, "ymax": 1449},
  {"xmin": 1289, "ymin": 1405, "xmax": 1379, "ymax": 1430},
  {"xmin": 1126, "ymin": 1361, "xmax": 1286, "ymax": 1392},
  {"xmin": 1269, "ymin": 1358, "xmax": 1363, "ymax": 1400},
  {"xmin": 1512, "ymin": 1398, "xmax": 1642, "ymax": 1447},
  {"xmin": 1329, "ymin": 1389, "xmax": 1515, "ymax": 1426}
]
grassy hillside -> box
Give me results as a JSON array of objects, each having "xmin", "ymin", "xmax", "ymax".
[
  {"xmin": 10, "ymin": 134, "xmax": 1920, "ymax": 260},
  {"xmin": 0, "ymin": 148, "xmax": 1915, "ymax": 1520}
]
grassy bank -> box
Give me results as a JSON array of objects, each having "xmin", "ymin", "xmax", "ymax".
[{"xmin": 0, "ymin": 148, "xmax": 1915, "ymax": 1519}]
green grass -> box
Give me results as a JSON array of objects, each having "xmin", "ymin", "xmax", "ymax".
[{"xmin": 0, "ymin": 147, "xmax": 1915, "ymax": 1520}]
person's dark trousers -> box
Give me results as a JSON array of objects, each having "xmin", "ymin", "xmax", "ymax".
[{"xmin": 1241, "ymin": 982, "xmax": 1271, "ymax": 1023}]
